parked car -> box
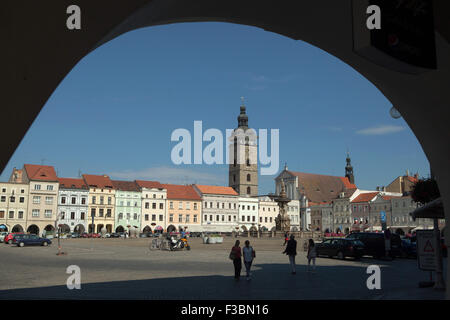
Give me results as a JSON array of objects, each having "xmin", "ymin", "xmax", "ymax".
[
  {"xmin": 316, "ymin": 238, "xmax": 365, "ymax": 260},
  {"xmin": 81, "ymin": 232, "xmax": 89, "ymax": 238},
  {"xmin": 400, "ymin": 238, "xmax": 417, "ymax": 258},
  {"xmin": 70, "ymin": 233, "xmax": 80, "ymax": 238},
  {"xmin": 109, "ymin": 233, "xmax": 120, "ymax": 238},
  {"xmin": 14, "ymin": 234, "xmax": 52, "ymax": 247},
  {"xmin": 346, "ymin": 232, "xmax": 402, "ymax": 258},
  {"xmin": 4, "ymin": 232, "xmax": 25, "ymax": 244},
  {"xmin": 0, "ymin": 231, "xmax": 9, "ymax": 243}
]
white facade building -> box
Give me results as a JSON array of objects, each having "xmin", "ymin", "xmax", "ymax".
[
  {"xmin": 57, "ymin": 178, "xmax": 89, "ymax": 233},
  {"xmin": 238, "ymin": 196, "xmax": 259, "ymax": 231}
]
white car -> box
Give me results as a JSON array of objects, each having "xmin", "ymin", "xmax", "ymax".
[{"xmin": 0, "ymin": 232, "xmax": 8, "ymax": 243}]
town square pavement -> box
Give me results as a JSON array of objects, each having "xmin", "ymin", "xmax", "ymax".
[{"xmin": 0, "ymin": 237, "xmax": 446, "ymax": 300}]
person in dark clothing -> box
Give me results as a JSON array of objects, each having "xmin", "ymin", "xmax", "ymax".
[
  {"xmin": 230, "ymin": 240, "xmax": 242, "ymax": 280},
  {"xmin": 283, "ymin": 234, "xmax": 297, "ymax": 274},
  {"xmin": 283, "ymin": 232, "xmax": 289, "ymax": 246}
]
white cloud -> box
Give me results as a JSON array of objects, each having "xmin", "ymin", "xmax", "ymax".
[
  {"xmin": 109, "ymin": 166, "xmax": 225, "ymax": 185},
  {"xmin": 356, "ymin": 125, "xmax": 405, "ymax": 135}
]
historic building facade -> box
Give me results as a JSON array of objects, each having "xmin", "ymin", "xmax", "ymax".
[
  {"xmin": 0, "ymin": 175, "xmax": 29, "ymax": 233},
  {"xmin": 57, "ymin": 178, "xmax": 89, "ymax": 234},
  {"xmin": 238, "ymin": 196, "xmax": 259, "ymax": 231},
  {"xmin": 391, "ymin": 195, "xmax": 432, "ymax": 233},
  {"xmin": 228, "ymin": 103, "xmax": 258, "ymax": 197},
  {"xmin": 163, "ymin": 184, "xmax": 202, "ymax": 233},
  {"xmin": 385, "ymin": 171, "xmax": 419, "ymax": 194},
  {"xmin": 258, "ymin": 195, "xmax": 278, "ymax": 231},
  {"xmin": 193, "ymin": 185, "xmax": 239, "ymax": 233},
  {"xmin": 112, "ymin": 180, "xmax": 141, "ymax": 234},
  {"xmin": 17, "ymin": 164, "xmax": 59, "ymax": 236},
  {"xmin": 287, "ymin": 200, "xmax": 301, "ymax": 231},
  {"xmin": 136, "ymin": 180, "xmax": 167, "ymax": 234},
  {"xmin": 83, "ymin": 174, "xmax": 115, "ymax": 233}
]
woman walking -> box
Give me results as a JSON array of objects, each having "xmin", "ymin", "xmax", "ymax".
[
  {"xmin": 230, "ymin": 240, "xmax": 242, "ymax": 281},
  {"xmin": 307, "ymin": 239, "xmax": 317, "ymax": 272},
  {"xmin": 283, "ymin": 234, "xmax": 297, "ymax": 274},
  {"xmin": 242, "ymin": 240, "xmax": 256, "ymax": 280}
]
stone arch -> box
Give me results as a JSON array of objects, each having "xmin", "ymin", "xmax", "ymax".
[
  {"xmin": 59, "ymin": 224, "xmax": 70, "ymax": 233},
  {"xmin": 27, "ymin": 224, "xmax": 39, "ymax": 235},
  {"xmin": 116, "ymin": 225, "xmax": 125, "ymax": 233},
  {"xmin": 143, "ymin": 225, "xmax": 152, "ymax": 233},
  {"xmin": 74, "ymin": 224, "xmax": 85, "ymax": 233},
  {"xmin": 167, "ymin": 225, "xmax": 176, "ymax": 233},
  {"xmin": 12, "ymin": 224, "xmax": 24, "ymax": 233},
  {"xmin": 0, "ymin": 224, "xmax": 9, "ymax": 232}
]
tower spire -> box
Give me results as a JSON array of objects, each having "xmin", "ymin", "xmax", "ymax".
[{"xmin": 345, "ymin": 151, "xmax": 355, "ymax": 184}]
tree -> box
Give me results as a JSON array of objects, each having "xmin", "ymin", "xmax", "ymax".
[{"xmin": 411, "ymin": 178, "xmax": 440, "ymax": 205}]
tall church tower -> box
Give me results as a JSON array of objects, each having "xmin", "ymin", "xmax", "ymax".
[
  {"xmin": 345, "ymin": 152, "xmax": 355, "ymax": 184},
  {"xmin": 228, "ymin": 101, "xmax": 258, "ymax": 196}
]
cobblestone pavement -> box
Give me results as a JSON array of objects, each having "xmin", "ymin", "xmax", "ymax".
[{"xmin": 0, "ymin": 237, "xmax": 446, "ymax": 299}]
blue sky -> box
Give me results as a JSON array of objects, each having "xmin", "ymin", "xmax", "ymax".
[{"xmin": 1, "ymin": 22, "xmax": 429, "ymax": 194}]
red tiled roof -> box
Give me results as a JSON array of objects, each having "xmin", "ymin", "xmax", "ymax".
[
  {"xmin": 135, "ymin": 180, "xmax": 164, "ymax": 189},
  {"xmin": 82, "ymin": 174, "xmax": 113, "ymax": 189},
  {"xmin": 286, "ymin": 171, "xmax": 356, "ymax": 203},
  {"xmin": 351, "ymin": 192, "xmax": 379, "ymax": 203},
  {"xmin": 194, "ymin": 185, "xmax": 238, "ymax": 196},
  {"xmin": 406, "ymin": 176, "xmax": 418, "ymax": 184},
  {"xmin": 58, "ymin": 178, "xmax": 88, "ymax": 189},
  {"xmin": 381, "ymin": 195, "xmax": 402, "ymax": 201},
  {"xmin": 339, "ymin": 177, "xmax": 357, "ymax": 190},
  {"xmin": 24, "ymin": 164, "xmax": 58, "ymax": 181},
  {"xmin": 111, "ymin": 180, "xmax": 140, "ymax": 192},
  {"xmin": 162, "ymin": 184, "xmax": 201, "ymax": 200}
]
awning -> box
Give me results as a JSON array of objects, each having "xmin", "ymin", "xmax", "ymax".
[{"xmin": 410, "ymin": 197, "xmax": 444, "ymax": 220}]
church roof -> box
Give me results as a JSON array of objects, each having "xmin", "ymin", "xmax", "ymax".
[{"xmin": 286, "ymin": 171, "xmax": 356, "ymax": 203}]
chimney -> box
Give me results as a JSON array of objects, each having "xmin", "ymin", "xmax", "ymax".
[{"xmin": 376, "ymin": 186, "xmax": 380, "ymax": 191}]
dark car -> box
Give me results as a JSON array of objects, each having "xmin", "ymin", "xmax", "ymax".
[
  {"xmin": 400, "ymin": 238, "xmax": 417, "ymax": 258},
  {"xmin": 14, "ymin": 234, "xmax": 52, "ymax": 247},
  {"xmin": 109, "ymin": 233, "xmax": 120, "ymax": 238},
  {"xmin": 346, "ymin": 232, "xmax": 402, "ymax": 258},
  {"xmin": 316, "ymin": 238, "xmax": 365, "ymax": 260}
]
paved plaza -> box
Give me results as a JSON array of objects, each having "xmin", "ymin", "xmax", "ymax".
[{"xmin": 0, "ymin": 237, "xmax": 446, "ymax": 300}]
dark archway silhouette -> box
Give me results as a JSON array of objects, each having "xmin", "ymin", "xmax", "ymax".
[{"xmin": 27, "ymin": 225, "xmax": 39, "ymax": 235}]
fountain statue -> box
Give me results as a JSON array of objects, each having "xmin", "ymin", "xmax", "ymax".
[{"xmin": 273, "ymin": 179, "xmax": 291, "ymax": 232}]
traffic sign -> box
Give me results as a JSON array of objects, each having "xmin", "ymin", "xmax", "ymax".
[
  {"xmin": 380, "ymin": 211, "xmax": 386, "ymax": 222},
  {"xmin": 416, "ymin": 230, "xmax": 436, "ymax": 271}
]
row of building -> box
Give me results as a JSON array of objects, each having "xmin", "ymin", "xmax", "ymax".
[{"xmin": 0, "ymin": 163, "xmax": 435, "ymax": 237}]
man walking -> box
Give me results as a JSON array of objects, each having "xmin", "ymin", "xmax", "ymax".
[{"xmin": 283, "ymin": 234, "xmax": 297, "ymax": 274}]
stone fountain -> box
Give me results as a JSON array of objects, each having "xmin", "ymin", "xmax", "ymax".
[{"xmin": 273, "ymin": 179, "xmax": 291, "ymax": 232}]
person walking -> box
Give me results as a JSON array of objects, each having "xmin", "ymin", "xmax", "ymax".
[
  {"xmin": 307, "ymin": 239, "xmax": 317, "ymax": 272},
  {"xmin": 243, "ymin": 240, "xmax": 256, "ymax": 280},
  {"xmin": 230, "ymin": 240, "xmax": 242, "ymax": 281},
  {"xmin": 283, "ymin": 234, "xmax": 297, "ymax": 274}
]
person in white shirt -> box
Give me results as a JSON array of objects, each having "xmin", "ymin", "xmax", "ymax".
[
  {"xmin": 242, "ymin": 240, "xmax": 256, "ymax": 280},
  {"xmin": 307, "ymin": 239, "xmax": 317, "ymax": 272}
]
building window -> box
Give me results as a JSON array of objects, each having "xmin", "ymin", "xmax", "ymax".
[
  {"xmin": 170, "ymin": 202, "xmax": 174, "ymax": 209},
  {"xmin": 222, "ymin": 215, "xmax": 225, "ymax": 222},
  {"xmin": 229, "ymin": 216, "xmax": 232, "ymax": 222},
  {"xmin": 91, "ymin": 208, "xmax": 96, "ymax": 217},
  {"xmin": 242, "ymin": 216, "xmax": 245, "ymax": 222},
  {"xmin": 247, "ymin": 187, "xmax": 251, "ymax": 194},
  {"xmin": 45, "ymin": 210, "xmax": 52, "ymax": 218},
  {"xmin": 1, "ymin": 188, "xmax": 5, "ymax": 193},
  {"xmin": 179, "ymin": 215, "xmax": 183, "ymax": 223},
  {"xmin": 134, "ymin": 213, "xmax": 138, "ymax": 220},
  {"xmin": 46, "ymin": 196, "xmax": 53, "ymax": 205},
  {"xmin": 33, "ymin": 196, "xmax": 40, "ymax": 204},
  {"xmin": 81, "ymin": 212, "xmax": 85, "ymax": 220},
  {"xmin": 100, "ymin": 196, "xmax": 104, "ymax": 205},
  {"xmin": 178, "ymin": 202, "xmax": 183, "ymax": 210},
  {"xmin": 0, "ymin": 196, "xmax": 5, "ymax": 202},
  {"xmin": 92, "ymin": 196, "xmax": 96, "ymax": 204},
  {"xmin": 145, "ymin": 214, "xmax": 149, "ymax": 221},
  {"xmin": 19, "ymin": 197, "xmax": 25, "ymax": 203},
  {"xmin": 193, "ymin": 215, "xmax": 197, "ymax": 223},
  {"xmin": 71, "ymin": 212, "xmax": 75, "ymax": 220},
  {"xmin": 194, "ymin": 203, "xmax": 197, "ymax": 210},
  {"xmin": 61, "ymin": 197, "xmax": 66, "ymax": 204},
  {"xmin": 204, "ymin": 215, "xmax": 207, "ymax": 221},
  {"xmin": 99, "ymin": 209, "xmax": 104, "ymax": 217},
  {"xmin": 186, "ymin": 202, "xmax": 190, "ymax": 210},
  {"xmin": 145, "ymin": 202, "xmax": 149, "ymax": 209},
  {"xmin": 210, "ymin": 215, "xmax": 213, "ymax": 221},
  {"xmin": 119, "ymin": 213, "xmax": 123, "ymax": 219},
  {"xmin": 153, "ymin": 194, "xmax": 156, "ymax": 199},
  {"xmin": 18, "ymin": 211, "xmax": 24, "ymax": 219},
  {"xmin": 126, "ymin": 213, "xmax": 130, "ymax": 220},
  {"xmin": 152, "ymin": 203, "xmax": 156, "ymax": 209},
  {"xmin": 10, "ymin": 196, "xmax": 15, "ymax": 203},
  {"xmin": 152, "ymin": 214, "xmax": 156, "ymax": 221},
  {"xmin": 35, "ymin": 184, "xmax": 41, "ymax": 190},
  {"xmin": 159, "ymin": 215, "xmax": 163, "ymax": 221},
  {"xmin": 8, "ymin": 211, "xmax": 14, "ymax": 219},
  {"xmin": 32, "ymin": 209, "xmax": 40, "ymax": 217},
  {"xmin": 186, "ymin": 215, "xmax": 190, "ymax": 223},
  {"xmin": 71, "ymin": 197, "xmax": 76, "ymax": 204},
  {"xmin": 107, "ymin": 209, "xmax": 111, "ymax": 217},
  {"xmin": 47, "ymin": 185, "xmax": 53, "ymax": 191},
  {"xmin": 81, "ymin": 197, "xmax": 86, "ymax": 205},
  {"xmin": 247, "ymin": 174, "xmax": 251, "ymax": 182},
  {"xmin": 216, "ymin": 215, "xmax": 220, "ymax": 221},
  {"xmin": 169, "ymin": 214, "xmax": 173, "ymax": 222}
]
